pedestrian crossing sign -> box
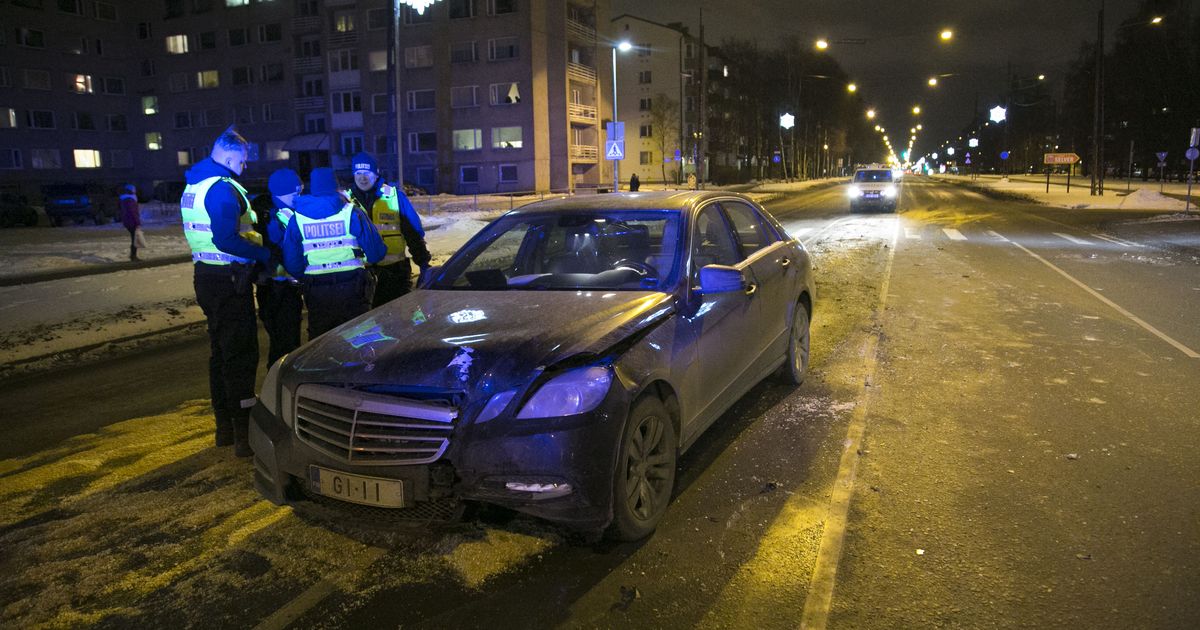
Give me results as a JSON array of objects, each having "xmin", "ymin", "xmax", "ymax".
[{"xmin": 605, "ymin": 141, "xmax": 625, "ymax": 160}]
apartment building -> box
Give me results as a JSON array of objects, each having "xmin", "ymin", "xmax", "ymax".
[{"xmin": 0, "ymin": 0, "xmax": 611, "ymax": 202}]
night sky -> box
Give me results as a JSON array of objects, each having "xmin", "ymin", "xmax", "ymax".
[{"xmin": 613, "ymin": 0, "xmax": 1146, "ymax": 159}]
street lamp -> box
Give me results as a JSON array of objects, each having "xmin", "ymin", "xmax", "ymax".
[
  {"xmin": 927, "ymin": 77, "xmax": 938, "ymax": 87},
  {"xmin": 815, "ymin": 38, "xmax": 829, "ymax": 50},
  {"xmin": 866, "ymin": 109, "xmax": 876, "ymax": 119},
  {"xmin": 393, "ymin": 0, "xmax": 444, "ymax": 184},
  {"xmin": 940, "ymin": 29, "xmax": 953, "ymax": 41},
  {"xmin": 611, "ymin": 40, "xmax": 632, "ymax": 192},
  {"xmin": 1151, "ymin": 16, "xmax": 1163, "ymax": 24},
  {"xmin": 912, "ymin": 105, "xmax": 921, "ymax": 115},
  {"xmin": 847, "ymin": 83, "xmax": 857, "ymax": 93}
]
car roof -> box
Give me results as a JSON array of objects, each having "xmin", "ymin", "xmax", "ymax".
[{"xmin": 506, "ymin": 190, "xmax": 752, "ymax": 216}]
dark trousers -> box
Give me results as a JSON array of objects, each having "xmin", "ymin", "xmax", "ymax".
[
  {"xmin": 127, "ymin": 227, "xmax": 138, "ymax": 260},
  {"xmin": 194, "ymin": 265, "xmax": 259, "ymax": 438},
  {"xmin": 371, "ymin": 259, "xmax": 412, "ymax": 308},
  {"xmin": 256, "ymin": 280, "xmax": 303, "ymax": 366},
  {"xmin": 304, "ymin": 269, "xmax": 372, "ymax": 338}
]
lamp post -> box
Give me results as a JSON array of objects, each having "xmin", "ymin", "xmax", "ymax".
[
  {"xmin": 612, "ymin": 40, "xmax": 632, "ymax": 192},
  {"xmin": 393, "ymin": 1, "xmax": 443, "ymax": 186}
]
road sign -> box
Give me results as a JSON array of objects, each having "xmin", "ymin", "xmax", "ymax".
[
  {"xmin": 1190, "ymin": 127, "xmax": 1200, "ymax": 148},
  {"xmin": 1043, "ymin": 152, "xmax": 1081, "ymax": 165},
  {"xmin": 605, "ymin": 121, "xmax": 625, "ymax": 161},
  {"xmin": 1186, "ymin": 147, "xmax": 1200, "ymax": 161},
  {"xmin": 1000, "ymin": 151, "xmax": 1010, "ymax": 160},
  {"xmin": 965, "ymin": 157, "xmax": 972, "ymax": 165},
  {"xmin": 1156, "ymin": 151, "xmax": 1168, "ymax": 162}
]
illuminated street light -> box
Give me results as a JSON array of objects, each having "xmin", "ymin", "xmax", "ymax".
[
  {"xmin": 866, "ymin": 109, "xmax": 876, "ymax": 119},
  {"xmin": 610, "ymin": 39, "xmax": 633, "ymax": 191},
  {"xmin": 874, "ymin": 125, "xmax": 881, "ymax": 131},
  {"xmin": 916, "ymin": 124, "xmax": 923, "ymax": 130},
  {"xmin": 780, "ymin": 113, "xmax": 795, "ymax": 130},
  {"xmin": 1037, "ymin": 74, "xmax": 1046, "ymax": 81},
  {"xmin": 815, "ymin": 39, "xmax": 829, "ymax": 50},
  {"xmin": 940, "ymin": 29, "xmax": 953, "ymax": 41},
  {"xmin": 1151, "ymin": 16, "xmax": 1163, "ymax": 24},
  {"xmin": 912, "ymin": 105, "xmax": 922, "ymax": 115},
  {"xmin": 400, "ymin": 0, "xmax": 440, "ymax": 14},
  {"xmin": 989, "ymin": 105, "xmax": 1007, "ymax": 123},
  {"xmin": 617, "ymin": 41, "xmax": 633, "ymax": 52},
  {"xmin": 910, "ymin": 127, "xmax": 916, "ymax": 133},
  {"xmin": 928, "ymin": 77, "xmax": 938, "ymax": 87},
  {"xmin": 847, "ymin": 83, "xmax": 858, "ymax": 93}
]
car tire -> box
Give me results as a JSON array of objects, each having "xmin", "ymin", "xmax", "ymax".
[
  {"xmin": 610, "ymin": 395, "xmax": 676, "ymax": 541},
  {"xmin": 778, "ymin": 301, "xmax": 811, "ymax": 385}
]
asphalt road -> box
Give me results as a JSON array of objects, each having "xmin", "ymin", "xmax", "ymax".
[{"xmin": 1, "ymin": 178, "xmax": 1197, "ymax": 628}]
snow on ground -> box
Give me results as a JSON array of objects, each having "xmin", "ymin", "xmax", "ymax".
[{"xmin": 934, "ymin": 174, "xmax": 1195, "ymax": 212}]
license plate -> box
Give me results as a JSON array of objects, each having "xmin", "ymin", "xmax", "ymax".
[
  {"xmin": 864, "ymin": 193, "xmax": 880, "ymax": 198},
  {"xmin": 308, "ymin": 466, "xmax": 405, "ymax": 508}
]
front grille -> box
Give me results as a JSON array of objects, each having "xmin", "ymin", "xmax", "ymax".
[{"xmin": 294, "ymin": 384, "xmax": 457, "ymax": 466}]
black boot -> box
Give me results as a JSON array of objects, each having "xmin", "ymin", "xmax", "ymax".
[
  {"xmin": 130, "ymin": 246, "xmax": 139, "ymax": 261},
  {"xmin": 215, "ymin": 414, "xmax": 234, "ymax": 447},
  {"xmin": 233, "ymin": 413, "xmax": 252, "ymax": 458}
]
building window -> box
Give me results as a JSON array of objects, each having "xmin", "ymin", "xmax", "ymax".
[
  {"xmin": 261, "ymin": 102, "xmax": 283, "ymax": 121},
  {"xmin": 460, "ymin": 165, "xmax": 479, "ymax": 184},
  {"xmin": 407, "ymin": 89, "xmax": 435, "ymax": 111},
  {"xmin": 449, "ymin": 0, "xmax": 475, "ymax": 19},
  {"xmin": 639, "ymin": 97, "xmax": 652, "ymax": 111},
  {"xmin": 137, "ymin": 22, "xmax": 152, "ymax": 39},
  {"xmin": 166, "ymin": 34, "xmax": 189, "ymax": 54},
  {"xmin": 491, "ymin": 126, "xmax": 522, "ymax": 149},
  {"xmin": 174, "ymin": 111, "xmax": 193, "ymax": 128},
  {"xmin": 450, "ymin": 85, "xmax": 478, "ymax": 108},
  {"xmin": 199, "ymin": 31, "xmax": 217, "ymax": 50},
  {"xmin": 490, "ymin": 82, "xmax": 521, "ymax": 105},
  {"xmin": 94, "ymin": 2, "xmax": 117, "ymax": 20},
  {"xmin": 637, "ymin": 42, "xmax": 652, "ymax": 57},
  {"xmin": 368, "ymin": 50, "xmax": 388, "ymax": 72},
  {"xmin": 226, "ymin": 0, "xmax": 249, "ymax": 6},
  {"xmin": 333, "ymin": 12, "xmax": 355, "ymax": 33},
  {"xmin": 488, "ymin": 37, "xmax": 519, "ymax": 61},
  {"xmin": 106, "ymin": 114, "xmax": 127, "ymax": 131},
  {"xmin": 299, "ymin": 38, "xmax": 321, "ymax": 58},
  {"xmin": 108, "ymin": 149, "xmax": 132, "ymax": 169},
  {"xmin": 637, "ymin": 70, "xmax": 652, "ymax": 84},
  {"xmin": 402, "ymin": 6, "xmax": 433, "ymax": 25},
  {"xmin": 232, "ymin": 66, "xmax": 254, "ymax": 86},
  {"xmin": 0, "ymin": 149, "xmax": 23, "ymax": 169},
  {"xmin": 57, "ymin": 0, "xmax": 83, "ymax": 12},
  {"xmin": 488, "ymin": 0, "xmax": 517, "ymax": 15},
  {"xmin": 260, "ymin": 63, "xmax": 284, "ymax": 83},
  {"xmin": 234, "ymin": 105, "xmax": 254, "ymax": 125},
  {"xmin": 145, "ymin": 132, "xmax": 163, "ymax": 150},
  {"xmin": 229, "ymin": 27, "xmax": 249, "ymax": 46},
  {"xmin": 265, "ymin": 140, "xmax": 288, "ymax": 161},
  {"xmin": 177, "ymin": 149, "xmax": 193, "ymax": 166},
  {"xmin": 685, "ymin": 42, "xmax": 696, "ymax": 59},
  {"xmin": 296, "ymin": 0, "xmax": 317, "ymax": 17},
  {"xmin": 100, "ymin": 77, "xmax": 125, "ymax": 95},
  {"xmin": 0, "ymin": 108, "xmax": 16, "ymax": 129},
  {"xmin": 367, "ymin": 8, "xmax": 387, "ymax": 29},
  {"xmin": 408, "ymin": 131, "xmax": 436, "ymax": 153},
  {"xmin": 340, "ymin": 133, "xmax": 363, "ymax": 155},
  {"xmin": 331, "ymin": 91, "xmax": 362, "ymax": 113},
  {"xmin": 416, "ymin": 166, "xmax": 435, "ymax": 186},
  {"xmin": 452, "ymin": 129, "xmax": 482, "ymax": 151},
  {"xmin": 17, "ymin": 28, "xmax": 46, "ymax": 48},
  {"xmin": 303, "ymin": 114, "xmax": 326, "ymax": 133},
  {"xmin": 450, "ymin": 41, "xmax": 478, "ymax": 63},
  {"xmin": 639, "ymin": 124, "xmax": 652, "ymax": 138},
  {"xmin": 70, "ymin": 74, "xmax": 95, "ymax": 94},
  {"xmin": 258, "ymin": 23, "xmax": 282, "ymax": 43},
  {"xmin": 26, "ymin": 110, "xmax": 55, "ymax": 129},
  {"xmin": 196, "ymin": 70, "xmax": 219, "ymax": 89},
  {"xmin": 405, "ymin": 46, "xmax": 433, "ymax": 68},
  {"xmin": 639, "ymin": 151, "xmax": 653, "ymax": 165},
  {"xmin": 31, "ymin": 149, "xmax": 63, "ymax": 169},
  {"xmin": 73, "ymin": 148, "xmax": 101, "ymax": 168},
  {"xmin": 72, "ymin": 111, "xmax": 96, "ymax": 130},
  {"xmin": 372, "ymin": 93, "xmax": 391, "ymax": 114},
  {"xmin": 141, "ymin": 60, "xmax": 156, "ymax": 77},
  {"xmin": 498, "ymin": 163, "xmax": 518, "ymax": 182},
  {"xmin": 302, "ymin": 76, "xmax": 324, "ymax": 97},
  {"xmin": 143, "ymin": 96, "xmax": 159, "ymax": 115},
  {"xmin": 23, "ymin": 70, "xmax": 52, "ymax": 90},
  {"xmin": 329, "ymin": 49, "xmax": 359, "ymax": 72}
]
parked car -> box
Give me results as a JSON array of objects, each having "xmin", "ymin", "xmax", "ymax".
[
  {"xmin": 250, "ymin": 191, "xmax": 815, "ymax": 539},
  {"xmin": 41, "ymin": 183, "xmax": 116, "ymax": 226},
  {"xmin": 0, "ymin": 192, "xmax": 39, "ymax": 227}
]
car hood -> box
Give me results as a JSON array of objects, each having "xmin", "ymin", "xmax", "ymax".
[{"xmin": 283, "ymin": 289, "xmax": 675, "ymax": 398}]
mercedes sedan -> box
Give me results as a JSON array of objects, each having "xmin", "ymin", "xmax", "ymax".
[{"xmin": 250, "ymin": 191, "xmax": 815, "ymax": 540}]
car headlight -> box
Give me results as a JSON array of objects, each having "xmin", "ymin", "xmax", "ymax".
[
  {"xmin": 259, "ymin": 358, "xmax": 283, "ymax": 416},
  {"xmin": 883, "ymin": 185, "xmax": 898, "ymax": 197},
  {"xmin": 477, "ymin": 366, "xmax": 613, "ymax": 422},
  {"xmin": 846, "ymin": 185, "xmax": 861, "ymax": 197}
]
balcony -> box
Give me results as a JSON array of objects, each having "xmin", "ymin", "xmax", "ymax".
[
  {"xmin": 566, "ymin": 19, "xmax": 596, "ymax": 44},
  {"xmin": 293, "ymin": 96, "xmax": 325, "ymax": 110},
  {"xmin": 569, "ymin": 144, "xmax": 598, "ymax": 162},
  {"xmin": 293, "ymin": 57, "xmax": 323, "ymax": 74},
  {"xmin": 292, "ymin": 16, "xmax": 321, "ymax": 33},
  {"xmin": 567, "ymin": 62, "xmax": 596, "ymax": 84},
  {"xmin": 568, "ymin": 103, "xmax": 597, "ymax": 124},
  {"xmin": 329, "ymin": 31, "xmax": 358, "ymax": 47}
]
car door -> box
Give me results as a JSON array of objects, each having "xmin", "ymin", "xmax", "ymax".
[
  {"xmin": 720, "ymin": 200, "xmax": 792, "ymax": 367},
  {"xmin": 678, "ymin": 203, "xmax": 760, "ymax": 445}
]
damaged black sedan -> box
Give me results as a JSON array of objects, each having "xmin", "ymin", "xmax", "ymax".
[{"xmin": 250, "ymin": 191, "xmax": 815, "ymax": 540}]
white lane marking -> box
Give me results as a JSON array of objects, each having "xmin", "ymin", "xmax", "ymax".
[
  {"xmin": 1008, "ymin": 240, "xmax": 1200, "ymax": 359},
  {"xmin": 802, "ymin": 217, "xmax": 856, "ymax": 247},
  {"xmin": 986, "ymin": 230, "xmax": 1009, "ymax": 241},
  {"xmin": 942, "ymin": 228, "xmax": 967, "ymax": 241},
  {"xmin": 801, "ymin": 216, "xmax": 899, "ymax": 628},
  {"xmin": 1053, "ymin": 232, "xmax": 1090, "ymax": 245},
  {"xmin": 1090, "ymin": 233, "xmax": 1140, "ymax": 248},
  {"xmin": 904, "ymin": 227, "xmax": 921, "ymax": 239},
  {"xmin": 254, "ymin": 547, "xmax": 387, "ymax": 630}
]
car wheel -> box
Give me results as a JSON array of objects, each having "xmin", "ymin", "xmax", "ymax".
[
  {"xmin": 610, "ymin": 395, "xmax": 676, "ymax": 541},
  {"xmin": 779, "ymin": 302, "xmax": 811, "ymax": 385}
]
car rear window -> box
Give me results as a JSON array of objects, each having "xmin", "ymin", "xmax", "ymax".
[{"xmin": 853, "ymin": 170, "xmax": 893, "ymax": 182}]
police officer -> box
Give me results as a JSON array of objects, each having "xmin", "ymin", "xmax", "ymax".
[
  {"xmin": 253, "ymin": 168, "xmax": 304, "ymax": 367},
  {"xmin": 181, "ymin": 128, "xmax": 271, "ymax": 457},
  {"xmin": 347, "ymin": 152, "xmax": 431, "ymax": 306},
  {"xmin": 282, "ymin": 167, "xmax": 386, "ymax": 338}
]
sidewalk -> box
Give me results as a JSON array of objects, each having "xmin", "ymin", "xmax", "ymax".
[{"xmin": 933, "ymin": 173, "xmax": 1195, "ymax": 212}]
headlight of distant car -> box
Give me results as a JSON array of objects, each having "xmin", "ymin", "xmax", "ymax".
[
  {"xmin": 883, "ymin": 185, "xmax": 898, "ymax": 198},
  {"xmin": 259, "ymin": 358, "xmax": 283, "ymax": 416},
  {"xmin": 476, "ymin": 366, "xmax": 612, "ymax": 423},
  {"xmin": 846, "ymin": 185, "xmax": 861, "ymax": 197}
]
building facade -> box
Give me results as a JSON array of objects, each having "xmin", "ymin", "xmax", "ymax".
[{"xmin": 0, "ymin": 0, "xmax": 611, "ymax": 203}]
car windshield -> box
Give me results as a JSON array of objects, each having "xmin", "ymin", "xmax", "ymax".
[
  {"xmin": 432, "ymin": 210, "xmax": 682, "ymax": 291},
  {"xmin": 853, "ymin": 170, "xmax": 893, "ymax": 182}
]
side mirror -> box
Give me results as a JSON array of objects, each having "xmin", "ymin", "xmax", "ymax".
[
  {"xmin": 417, "ymin": 265, "xmax": 441, "ymax": 288},
  {"xmin": 696, "ymin": 264, "xmax": 745, "ymax": 294}
]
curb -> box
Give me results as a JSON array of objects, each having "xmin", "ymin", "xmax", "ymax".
[
  {"xmin": 0, "ymin": 320, "xmax": 207, "ymax": 381},
  {"xmin": 0, "ymin": 254, "xmax": 193, "ymax": 287}
]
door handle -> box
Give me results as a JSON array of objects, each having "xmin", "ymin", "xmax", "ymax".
[
  {"xmin": 744, "ymin": 282, "xmax": 758, "ymax": 296},
  {"xmin": 780, "ymin": 257, "xmax": 791, "ymax": 268}
]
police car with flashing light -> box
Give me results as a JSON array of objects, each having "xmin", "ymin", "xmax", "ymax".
[{"xmin": 846, "ymin": 165, "xmax": 899, "ymax": 213}]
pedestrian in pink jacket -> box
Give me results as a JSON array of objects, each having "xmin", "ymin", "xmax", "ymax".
[{"xmin": 119, "ymin": 184, "xmax": 142, "ymax": 261}]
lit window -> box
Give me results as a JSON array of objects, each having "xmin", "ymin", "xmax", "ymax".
[
  {"xmin": 333, "ymin": 12, "xmax": 355, "ymax": 33},
  {"xmin": 71, "ymin": 74, "xmax": 94, "ymax": 94},
  {"xmin": 0, "ymin": 108, "xmax": 16, "ymax": 129},
  {"xmin": 73, "ymin": 148, "xmax": 102, "ymax": 169},
  {"xmin": 453, "ymin": 129, "xmax": 482, "ymax": 151},
  {"xmin": 265, "ymin": 141, "xmax": 289, "ymax": 161},
  {"xmin": 143, "ymin": 95, "xmax": 159, "ymax": 115},
  {"xmin": 177, "ymin": 149, "xmax": 192, "ymax": 166},
  {"xmin": 196, "ymin": 70, "xmax": 219, "ymax": 89},
  {"xmin": 226, "ymin": 0, "xmax": 249, "ymax": 6},
  {"xmin": 166, "ymin": 34, "xmax": 189, "ymax": 54},
  {"xmin": 368, "ymin": 50, "xmax": 388, "ymax": 72},
  {"xmin": 489, "ymin": 82, "xmax": 520, "ymax": 105},
  {"xmin": 491, "ymin": 126, "xmax": 522, "ymax": 149},
  {"xmin": 145, "ymin": 132, "xmax": 163, "ymax": 151}
]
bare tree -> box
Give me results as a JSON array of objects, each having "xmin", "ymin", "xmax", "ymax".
[{"xmin": 649, "ymin": 93, "xmax": 681, "ymax": 184}]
